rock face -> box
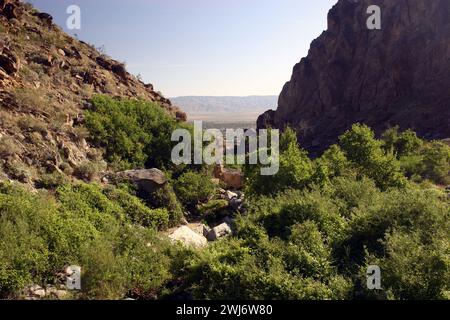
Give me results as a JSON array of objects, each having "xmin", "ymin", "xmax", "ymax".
[{"xmin": 258, "ymin": 0, "xmax": 450, "ymax": 154}]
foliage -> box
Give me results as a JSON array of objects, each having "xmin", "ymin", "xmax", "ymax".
[
  {"xmin": 85, "ymin": 95, "xmax": 184, "ymax": 170},
  {"xmin": 0, "ymin": 181, "xmax": 184, "ymax": 299},
  {"xmin": 173, "ymin": 171, "xmax": 217, "ymax": 208}
]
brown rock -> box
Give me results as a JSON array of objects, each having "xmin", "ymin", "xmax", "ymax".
[
  {"xmin": 1, "ymin": 1, "xmax": 22, "ymax": 20},
  {"xmin": 111, "ymin": 63, "xmax": 128, "ymax": 82},
  {"xmin": 0, "ymin": 49, "xmax": 19, "ymax": 74},
  {"xmin": 213, "ymin": 164, "xmax": 244, "ymax": 190},
  {"xmin": 258, "ymin": 0, "xmax": 450, "ymax": 154}
]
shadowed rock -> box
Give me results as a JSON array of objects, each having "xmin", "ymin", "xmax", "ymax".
[{"xmin": 258, "ymin": 0, "xmax": 450, "ymax": 155}]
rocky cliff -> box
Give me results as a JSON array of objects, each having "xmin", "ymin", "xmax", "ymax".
[
  {"xmin": 258, "ymin": 0, "xmax": 450, "ymax": 154},
  {"xmin": 0, "ymin": 0, "xmax": 186, "ymax": 184}
]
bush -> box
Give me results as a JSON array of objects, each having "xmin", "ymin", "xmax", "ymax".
[
  {"xmin": 245, "ymin": 128, "xmax": 314, "ymax": 195},
  {"xmin": 152, "ymin": 184, "xmax": 184, "ymax": 225},
  {"xmin": 104, "ymin": 186, "xmax": 169, "ymax": 229},
  {"xmin": 173, "ymin": 171, "xmax": 216, "ymax": 208},
  {"xmin": 198, "ymin": 199, "xmax": 229, "ymax": 221},
  {"xmin": 85, "ymin": 95, "xmax": 183, "ymax": 170},
  {"xmin": 339, "ymin": 124, "xmax": 405, "ymax": 189},
  {"xmin": 0, "ymin": 181, "xmax": 185, "ymax": 299}
]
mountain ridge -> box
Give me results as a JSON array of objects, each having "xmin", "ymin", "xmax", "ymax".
[
  {"xmin": 171, "ymin": 95, "xmax": 278, "ymax": 114},
  {"xmin": 258, "ymin": 0, "xmax": 450, "ymax": 154}
]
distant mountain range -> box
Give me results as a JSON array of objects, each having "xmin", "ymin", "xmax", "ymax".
[{"xmin": 171, "ymin": 96, "xmax": 278, "ymax": 114}]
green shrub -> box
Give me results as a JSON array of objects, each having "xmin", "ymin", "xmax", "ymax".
[
  {"xmin": 0, "ymin": 181, "xmax": 185, "ymax": 299},
  {"xmin": 152, "ymin": 184, "xmax": 184, "ymax": 225},
  {"xmin": 104, "ymin": 186, "xmax": 169, "ymax": 229},
  {"xmin": 173, "ymin": 171, "xmax": 216, "ymax": 208},
  {"xmin": 198, "ymin": 199, "xmax": 229, "ymax": 221},
  {"xmin": 245, "ymin": 128, "xmax": 314, "ymax": 195},
  {"xmin": 85, "ymin": 95, "xmax": 182, "ymax": 170},
  {"xmin": 339, "ymin": 124, "xmax": 406, "ymax": 189}
]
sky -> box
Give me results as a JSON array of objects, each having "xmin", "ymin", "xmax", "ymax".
[{"xmin": 30, "ymin": 0, "xmax": 337, "ymax": 97}]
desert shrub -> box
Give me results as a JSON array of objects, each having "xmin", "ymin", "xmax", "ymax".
[
  {"xmin": 74, "ymin": 160, "xmax": 106, "ymax": 182},
  {"xmin": 339, "ymin": 124, "xmax": 406, "ymax": 190},
  {"xmin": 0, "ymin": 183, "xmax": 59, "ymax": 297},
  {"xmin": 173, "ymin": 171, "xmax": 216, "ymax": 208},
  {"xmin": 103, "ymin": 186, "xmax": 169, "ymax": 229},
  {"xmin": 12, "ymin": 88, "xmax": 49, "ymax": 114},
  {"xmin": 420, "ymin": 141, "xmax": 450, "ymax": 185},
  {"xmin": 338, "ymin": 186, "xmax": 449, "ymax": 273},
  {"xmin": 37, "ymin": 171, "xmax": 68, "ymax": 189},
  {"xmin": 0, "ymin": 181, "xmax": 184, "ymax": 299},
  {"xmin": 0, "ymin": 136, "xmax": 22, "ymax": 158},
  {"xmin": 367, "ymin": 230, "xmax": 449, "ymax": 300},
  {"xmin": 152, "ymin": 184, "xmax": 184, "ymax": 225},
  {"xmin": 85, "ymin": 95, "xmax": 183, "ymax": 170},
  {"xmin": 198, "ymin": 199, "xmax": 229, "ymax": 221},
  {"xmin": 245, "ymin": 128, "xmax": 314, "ymax": 195},
  {"xmin": 181, "ymin": 238, "xmax": 351, "ymax": 300}
]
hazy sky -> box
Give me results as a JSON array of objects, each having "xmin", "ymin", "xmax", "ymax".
[{"xmin": 30, "ymin": 0, "xmax": 336, "ymax": 97}]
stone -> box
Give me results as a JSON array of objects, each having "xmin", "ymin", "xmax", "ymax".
[
  {"xmin": 36, "ymin": 12, "xmax": 53, "ymax": 26},
  {"xmin": 169, "ymin": 226, "xmax": 208, "ymax": 248},
  {"xmin": 2, "ymin": 1, "xmax": 22, "ymax": 20},
  {"xmin": 191, "ymin": 223, "xmax": 211, "ymax": 238},
  {"xmin": 207, "ymin": 222, "xmax": 232, "ymax": 241},
  {"xmin": 27, "ymin": 284, "xmax": 46, "ymax": 298},
  {"xmin": 111, "ymin": 63, "xmax": 128, "ymax": 82},
  {"xmin": 225, "ymin": 190, "xmax": 238, "ymax": 201},
  {"xmin": 213, "ymin": 165, "xmax": 244, "ymax": 190},
  {"xmin": 257, "ymin": 0, "xmax": 450, "ymax": 155},
  {"xmin": 116, "ymin": 169, "xmax": 167, "ymax": 196},
  {"xmin": 0, "ymin": 50, "xmax": 19, "ymax": 75},
  {"xmin": 230, "ymin": 198, "xmax": 243, "ymax": 211}
]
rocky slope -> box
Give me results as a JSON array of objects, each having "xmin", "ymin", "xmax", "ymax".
[
  {"xmin": 0, "ymin": 0, "xmax": 186, "ymax": 185},
  {"xmin": 258, "ymin": 0, "xmax": 450, "ymax": 154}
]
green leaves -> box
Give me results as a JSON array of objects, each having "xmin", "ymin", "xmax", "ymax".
[{"xmin": 85, "ymin": 95, "xmax": 180, "ymax": 170}]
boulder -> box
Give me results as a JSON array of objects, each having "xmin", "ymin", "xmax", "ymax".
[
  {"xmin": 111, "ymin": 63, "xmax": 128, "ymax": 82},
  {"xmin": 213, "ymin": 165, "xmax": 244, "ymax": 190},
  {"xmin": 25, "ymin": 284, "xmax": 46, "ymax": 299},
  {"xmin": 0, "ymin": 50, "xmax": 19, "ymax": 75},
  {"xmin": 116, "ymin": 168, "xmax": 167, "ymax": 196},
  {"xmin": 207, "ymin": 222, "xmax": 232, "ymax": 241},
  {"xmin": 36, "ymin": 12, "xmax": 53, "ymax": 26},
  {"xmin": 2, "ymin": 1, "xmax": 22, "ymax": 20},
  {"xmin": 191, "ymin": 223, "xmax": 211, "ymax": 238},
  {"xmin": 169, "ymin": 226, "xmax": 208, "ymax": 248},
  {"xmin": 225, "ymin": 190, "xmax": 238, "ymax": 200}
]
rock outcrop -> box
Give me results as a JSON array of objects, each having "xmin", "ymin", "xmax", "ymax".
[
  {"xmin": 116, "ymin": 169, "xmax": 167, "ymax": 195},
  {"xmin": 258, "ymin": 0, "xmax": 450, "ymax": 154},
  {"xmin": 213, "ymin": 165, "xmax": 244, "ymax": 190},
  {"xmin": 169, "ymin": 226, "xmax": 208, "ymax": 248}
]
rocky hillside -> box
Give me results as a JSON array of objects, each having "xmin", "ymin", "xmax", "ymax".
[
  {"xmin": 0, "ymin": 0, "xmax": 186, "ymax": 185},
  {"xmin": 258, "ymin": 0, "xmax": 450, "ymax": 154}
]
